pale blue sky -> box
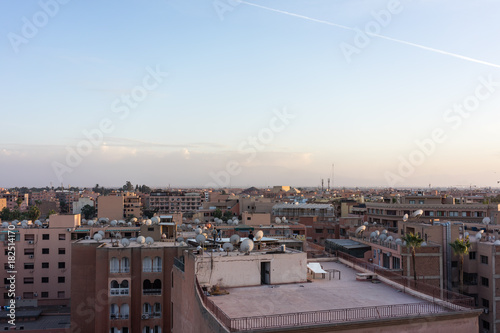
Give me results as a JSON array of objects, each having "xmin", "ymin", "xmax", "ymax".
[{"xmin": 1, "ymin": 0, "xmax": 500, "ymax": 188}]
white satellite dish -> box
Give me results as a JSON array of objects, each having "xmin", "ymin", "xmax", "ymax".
[
  {"xmin": 118, "ymin": 220, "xmax": 125, "ymax": 225},
  {"xmin": 494, "ymin": 240, "xmax": 500, "ymax": 245},
  {"xmin": 382, "ymin": 229, "xmax": 388, "ymax": 234},
  {"xmin": 35, "ymin": 220, "xmax": 42, "ymax": 227},
  {"xmin": 223, "ymin": 243, "xmax": 234, "ymax": 252},
  {"xmin": 421, "ymin": 242, "xmax": 427, "ymax": 246},
  {"xmin": 282, "ymin": 217, "xmax": 287, "ymax": 223},
  {"xmin": 475, "ymin": 232, "xmax": 482, "ymax": 240},
  {"xmin": 370, "ymin": 232, "xmax": 378, "ymax": 239},
  {"xmin": 179, "ymin": 241, "xmax": 187, "ymax": 246},
  {"xmin": 355, "ymin": 225, "xmax": 366, "ymax": 236},
  {"xmin": 194, "ymin": 219, "xmax": 200, "ymax": 224},
  {"xmin": 386, "ymin": 235, "xmax": 394, "ymax": 242},
  {"xmin": 412, "ymin": 210, "xmax": 424, "ymax": 218},
  {"xmin": 233, "ymin": 220, "xmax": 239, "ymax": 225},
  {"xmin": 395, "ymin": 238, "xmax": 402, "ymax": 245},
  {"xmin": 93, "ymin": 233, "xmax": 102, "ymax": 242},
  {"xmin": 195, "ymin": 228, "xmax": 202, "ymax": 235},
  {"xmin": 363, "ymin": 221, "xmax": 369, "ymax": 226},
  {"xmin": 136, "ymin": 236, "xmax": 146, "ymax": 244},
  {"xmin": 88, "ymin": 221, "xmax": 94, "ymax": 227},
  {"xmin": 121, "ymin": 238, "xmax": 130, "ymax": 247},
  {"xmin": 254, "ymin": 230, "xmax": 264, "ymax": 241},
  {"xmin": 145, "ymin": 219, "xmax": 152, "ymax": 226},
  {"xmin": 130, "ymin": 217, "xmax": 137, "ymax": 223},
  {"xmin": 240, "ymin": 239, "xmax": 254, "ymax": 253},
  {"xmin": 379, "ymin": 234, "xmax": 387, "ymax": 241},
  {"xmin": 177, "ymin": 237, "xmax": 184, "ymax": 242},
  {"xmin": 195, "ymin": 234, "xmax": 206, "ymax": 244},
  {"xmin": 402, "ymin": 214, "xmax": 408, "ymax": 222},
  {"xmin": 483, "ymin": 217, "xmax": 491, "ymax": 225},
  {"xmin": 98, "ymin": 230, "xmax": 105, "ymax": 237},
  {"xmin": 110, "ymin": 220, "xmax": 117, "ymax": 226},
  {"xmin": 115, "ymin": 232, "xmax": 122, "ymax": 239},
  {"xmin": 230, "ymin": 234, "xmax": 240, "ymax": 244},
  {"xmin": 127, "ymin": 222, "xmax": 132, "ymax": 227},
  {"xmin": 464, "ymin": 231, "xmax": 469, "ymax": 237},
  {"xmin": 275, "ymin": 217, "xmax": 281, "ymax": 223},
  {"xmin": 2, "ymin": 222, "xmax": 9, "ymax": 228},
  {"xmin": 145, "ymin": 237, "xmax": 154, "ymax": 245},
  {"xmin": 151, "ymin": 217, "xmax": 160, "ymax": 224}
]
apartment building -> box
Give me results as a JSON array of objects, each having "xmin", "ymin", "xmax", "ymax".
[
  {"xmin": 0, "ymin": 214, "xmax": 79, "ymax": 307},
  {"xmin": 146, "ymin": 191, "xmax": 202, "ymax": 214},
  {"xmin": 272, "ymin": 203, "xmax": 335, "ymax": 223},
  {"xmin": 97, "ymin": 192, "xmax": 142, "ymax": 220},
  {"xmin": 366, "ymin": 195, "xmax": 500, "ymax": 228},
  {"xmin": 71, "ymin": 236, "xmax": 187, "ymax": 333}
]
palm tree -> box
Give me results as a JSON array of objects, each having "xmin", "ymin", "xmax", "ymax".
[
  {"xmin": 402, "ymin": 232, "xmax": 424, "ymax": 282},
  {"xmin": 449, "ymin": 237, "xmax": 471, "ymax": 293}
]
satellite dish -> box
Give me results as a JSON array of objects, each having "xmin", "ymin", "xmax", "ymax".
[
  {"xmin": 21, "ymin": 222, "xmax": 28, "ymax": 229},
  {"xmin": 395, "ymin": 238, "xmax": 402, "ymax": 245},
  {"xmin": 35, "ymin": 220, "xmax": 42, "ymax": 226},
  {"xmin": 363, "ymin": 221, "xmax": 369, "ymax": 226},
  {"xmin": 475, "ymin": 232, "xmax": 482, "ymax": 240},
  {"xmin": 382, "ymin": 229, "xmax": 388, "ymax": 234},
  {"xmin": 194, "ymin": 219, "xmax": 200, "ymax": 224},
  {"xmin": 275, "ymin": 217, "xmax": 281, "ymax": 223},
  {"xmin": 223, "ymin": 243, "xmax": 234, "ymax": 251},
  {"xmin": 136, "ymin": 236, "xmax": 146, "ymax": 244},
  {"xmin": 355, "ymin": 225, "xmax": 366, "ymax": 236},
  {"xmin": 121, "ymin": 238, "xmax": 130, "ymax": 247},
  {"xmin": 98, "ymin": 230, "xmax": 105, "ymax": 237},
  {"xmin": 254, "ymin": 230, "xmax": 264, "ymax": 241},
  {"xmin": 2, "ymin": 222, "xmax": 9, "ymax": 228},
  {"xmin": 464, "ymin": 232, "xmax": 469, "ymax": 237},
  {"xmin": 379, "ymin": 234, "xmax": 387, "ymax": 241},
  {"xmin": 88, "ymin": 221, "xmax": 94, "ymax": 227},
  {"xmin": 282, "ymin": 217, "xmax": 287, "ymax": 223},
  {"xmin": 115, "ymin": 232, "xmax": 122, "ymax": 239},
  {"xmin": 412, "ymin": 210, "xmax": 423, "ymax": 218},
  {"xmin": 151, "ymin": 217, "xmax": 160, "ymax": 224},
  {"xmin": 230, "ymin": 234, "xmax": 240, "ymax": 244},
  {"xmin": 127, "ymin": 222, "xmax": 132, "ymax": 227},
  {"xmin": 93, "ymin": 233, "xmax": 102, "ymax": 242},
  {"xmin": 161, "ymin": 233, "xmax": 167, "ymax": 239},
  {"xmin": 195, "ymin": 228, "xmax": 202, "ymax": 235},
  {"xmin": 386, "ymin": 235, "xmax": 394, "ymax": 242},
  {"xmin": 195, "ymin": 234, "xmax": 206, "ymax": 244},
  {"xmin": 179, "ymin": 241, "xmax": 187, "ymax": 246},
  {"xmin": 421, "ymin": 242, "xmax": 427, "ymax": 246},
  {"xmin": 145, "ymin": 237, "xmax": 154, "ymax": 245},
  {"xmin": 118, "ymin": 220, "xmax": 125, "ymax": 225},
  {"xmin": 177, "ymin": 237, "xmax": 184, "ymax": 242},
  {"xmin": 494, "ymin": 240, "xmax": 500, "ymax": 245},
  {"xmin": 130, "ymin": 217, "xmax": 138, "ymax": 223},
  {"xmin": 240, "ymin": 239, "xmax": 254, "ymax": 253},
  {"xmin": 402, "ymin": 214, "xmax": 408, "ymax": 222},
  {"xmin": 145, "ymin": 219, "xmax": 152, "ymax": 226},
  {"xmin": 370, "ymin": 232, "xmax": 378, "ymax": 239},
  {"xmin": 483, "ymin": 217, "xmax": 491, "ymax": 225},
  {"xmin": 233, "ymin": 220, "xmax": 239, "ymax": 226},
  {"xmin": 110, "ymin": 220, "xmax": 117, "ymax": 226}
]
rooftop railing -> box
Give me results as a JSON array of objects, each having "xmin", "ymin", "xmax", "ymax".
[{"xmin": 194, "ymin": 276, "xmax": 473, "ymax": 332}]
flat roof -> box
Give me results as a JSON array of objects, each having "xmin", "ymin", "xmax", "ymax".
[
  {"xmin": 76, "ymin": 238, "xmax": 183, "ymax": 248},
  {"xmin": 210, "ymin": 261, "xmax": 446, "ymax": 317},
  {"xmin": 273, "ymin": 203, "xmax": 333, "ymax": 209},
  {"xmin": 325, "ymin": 239, "xmax": 371, "ymax": 250},
  {"xmin": 0, "ymin": 314, "xmax": 70, "ymax": 330}
]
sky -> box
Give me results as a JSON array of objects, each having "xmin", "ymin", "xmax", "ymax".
[{"xmin": 1, "ymin": 0, "xmax": 500, "ymax": 189}]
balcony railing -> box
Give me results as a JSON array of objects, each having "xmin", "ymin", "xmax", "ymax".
[
  {"xmin": 173, "ymin": 257, "xmax": 184, "ymax": 272},
  {"xmin": 110, "ymin": 288, "xmax": 129, "ymax": 296},
  {"xmin": 143, "ymin": 289, "xmax": 161, "ymax": 296},
  {"xmin": 121, "ymin": 267, "xmax": 130, "ymax": 273},
  {"xmin": 110, "ymin": 314, "xmax": 129, "ymax": 320},
  {"xmin": 152, "ymin": 266, "xmax": 161, "ymax": 272}
]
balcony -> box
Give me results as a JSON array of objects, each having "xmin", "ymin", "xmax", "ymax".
[
  {"xmin": 143, "ymin": 289, "xmax": 161, "ymax": 296},
  {"xmin": 110, "ymin": 288, "xmax": 129, "ymax": 296}
]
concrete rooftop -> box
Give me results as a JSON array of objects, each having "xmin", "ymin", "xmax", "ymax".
[{"xmin": 210, "ymin": 261, "xmax": 446, "ymax": 318}]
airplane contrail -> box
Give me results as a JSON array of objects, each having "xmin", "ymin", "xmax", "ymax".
[{"xmin": 239, "ymin": 0, "xmax": 500, "ymax": 70}]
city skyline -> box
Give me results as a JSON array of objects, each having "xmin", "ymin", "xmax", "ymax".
[{"xmin": 2, "ymin": 0, "xmax": 500, "ymax": 188}]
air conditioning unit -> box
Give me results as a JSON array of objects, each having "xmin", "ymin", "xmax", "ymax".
[
  {"xmin": 84, "ymin": 236, "xmax": 91, "ymax": 240},
  {"xmin": 16, "ymin": 296, "xmax": 21, "ymax": 300},
  {"xmin": 4, "ymin": 286, "xmax": 9, "ymax": 289},
  {"xmin": 28, "ymin": 241, "xmax": 34, "ymax": 244},
  {"xmin": 484, "ymin": 308, "xmax": 489, "ymax": 314},
  {"xmin": 29, "ymin": 255, "xmax": 34, "ymax": 259},
  {"xmin": 33, "ymin": 293, "xmax": 37, "ymax": 297},
  {"xmin": 142, "ymin": 314, "xmax": 149, "ymax": 320}
]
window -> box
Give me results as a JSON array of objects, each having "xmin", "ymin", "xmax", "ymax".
[
  {"xmin": 481, "ymin": 255, "xmax": 488, "ymax": 264},
  {"xmin": 58, "ymin": 262, "xmax": 65, "ymax": 269},
  {"xmin": 24, "ymin": 234, "xmax": 34, "ymax": 241},
  {"xmin": 59, "ymin": 248, "xmax": 66, "ymax": 255},
  {"xmin": 451, "ymin": 261, "xmax": 458, "ymax": 268},
  {"xmin": 153, "ymin": 257, "xmax": 162, "ymax": 273},
  {"xmin": 24, "ymin": 263, "xmax": 34, "ymax": 270},
  {"xmin": 482, "ymin": 298, "xmax": 490, "ymax": 309},
  {"xmin": 41, "ymin": 292, "xmax": 48, "ymax": 298},
  {"xmin": 42, "ymin": 248, "xmax": 49, "ymax": 254},
  {"xmin": 24, "ymin": 278, "xmax": 34, "ymax": 284},
  {"xmin": 41, "ymin": 277, "xmax": 49, "ymax": 283},
  {"xmin": 24, "ymin": 248, "xmax": 34, "ymax": 255},
  {"xmin": 110, "ymin": 257, "xmax": 119, "ymax": 273},
  {"xmin": 121, "ymin": 257, "xmax": 130, "ymax": 273},
  {"xmin": 315, "ymin": 229, "xmax": 323, "ymax": 233},
  {"xmin": 409, "ymin": 200, "xmax": 415, "ymax": 204},
  {"xmin": 483, "ymin": 320, "xmax": 490, "ymax": 330},
  {"xmin": 59, "ymin": 234, "xmax": 66, "ymax": 240},
  {"xmin": 418, "ymin": 200, "xmax": 424, "ymax": 204},
  {"xmin": 42, "ymin": 262, "xmax": 49, "ymax": 268},
  {"xmin": 464, "ymin": 272, "xmax": 478, "ymax": 285},
  {"xmin": 469, "ymin": 252, "xmax": 476, "ymax": 260},
  {"xmin": 58, "ymin": 277, "xmax": 65, "ymax": 283},
  {"xmin": 42, "ymin": 234, "xmax": 49, "ymax": 240},
  {"xmin": 23, "ymin": 292, "xmax": 34, "ymax": 299},
  {"xmin": 481, "ymin": 276, "xmax": 489, "ymax": 287},
  {"xmin": 58, "ymin": 291, "xmax": 65, "ymax": 298}
]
